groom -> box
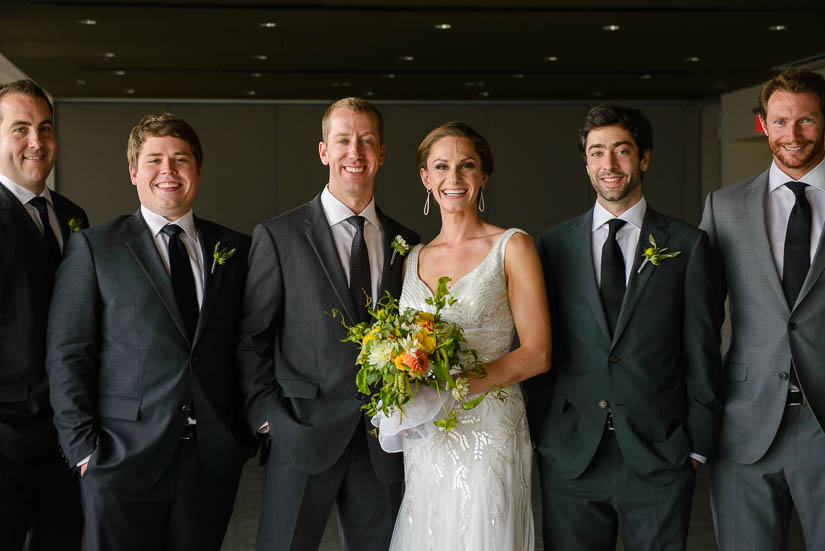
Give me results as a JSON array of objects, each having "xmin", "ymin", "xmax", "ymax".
[
  {"xmin": 237, "ymin": 97, "xmax": 419, "ymax": 550},
  {"xmin": 529, "ymin": 104, "xmax": 722, "ymax": 549}
]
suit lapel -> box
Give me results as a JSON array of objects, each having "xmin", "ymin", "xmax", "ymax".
[
  {"xmin": 0, "ymin": 184, "xmax": 54, "ymax": 263},
  {"xmin": 194, "ymin": 220, "xmax": 223, "ymax": 344},
  {"xmin": 571, "ymin": 210, "xmax": 612, "ymax": 342},
  {"xmin": 612, "ymin": 207, "xmax": 667, "ymax": 345},
  {"xmin": 304, "ymin": 195, "xmax": 359, "ymax": 322},
  {"xmin": 796, "ymin": 218, "xmax": 825, "ymax": 308},
  {"xmin": 124, "ymin": 210, "xmax": 191, "ymax": 343},
  {"xmin": 376, "ymin": 207, "xmax": 397, "ymax": 301},
  {"xmin": 741, "ymin": 174, "xmax": 789, "ymax": 311},
  {"xmin": 52, "ymin": 196, "xmax": 72, "ymax": 244}
]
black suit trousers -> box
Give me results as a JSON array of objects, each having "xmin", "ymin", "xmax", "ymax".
[
  {"xmin": 0, "ymin": 444, "xmax": 82, "ymax": 551},
  {"xmin": 80, "ymin": 438, "xmax": 243, "ymax": 551}
]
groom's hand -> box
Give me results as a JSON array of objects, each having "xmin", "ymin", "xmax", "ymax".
[{"xmin": 690, "ymin": 458, "xmax": 701, "ymax": 472}]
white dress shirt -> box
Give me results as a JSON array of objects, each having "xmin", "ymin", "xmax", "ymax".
[
  {"xmin": 591, "ymin": 197, "xmax": 646, "ymax": 286},
  {"xmin": 320, "ymin": 184, "xmax": 384, "ymax": 299},
  {"xmin": 140, "ymin": 205, "xmax": 205, "ymax": 309},
  {"xmin": 0, "ymin": 172, "xmax": 65, "ymax": 251},
  {"xmin": 765, "ymin": 157, "xmax": 825, "ymax": 279}
]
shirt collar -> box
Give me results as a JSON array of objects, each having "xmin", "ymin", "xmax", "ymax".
[
  {"xmin": 768, "ymin": 156, "xmax": 825, "ymax": 194},
  {"xmin": 140, "ymin": 205, "xmax": 198, "ymax": 241},
  {"xmin": 320, "ymin": 184, "xmax": 379, "ymax": 229},
  {"xmin": 0, "ymin": 171, "xmax": 54, "ymax": 206},
  {"xmin": 592, "ymin": 196, "xmax": 647, "ymax": 232}
]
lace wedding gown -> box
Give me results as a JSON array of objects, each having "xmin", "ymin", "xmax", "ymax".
[{"xmin": 389, "ymin": 228, "xmax": 534, "ymax": 551}]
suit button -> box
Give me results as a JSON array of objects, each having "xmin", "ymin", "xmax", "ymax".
[
  {"xmin": 192, "ymin": 354, "xmax": 199, "ymax": 362},
  {"xmin": 789, "ymin": 322, "xmax": 798, "ymax": 331},
  {"xmin": 181, "ymin": 405, "xmax": 191, "ymax": 412},
  {"xmin": 779, "ymin": 372, "xmax": 789, "ymax": 380},
  {"xmin": 599, "ymin": 400, "xmax": 609, "ymax": 409},
  {"xmin": 608, "ymin": 354, "xmax": 619, "ymax": 364}
]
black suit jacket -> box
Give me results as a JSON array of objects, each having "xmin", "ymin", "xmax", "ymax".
[
  {"xmin": 238, "ymin": 193, "xmax": 419, "ymax": 484},
  {"xmin": 0, "ymin": 184, "xmax": 87, "ymax": 461},
  {"xmin": 529, "ymin": 205, "xmax": 722, "ymax": 485},
  {"xmin": 46, "ymin": 210, "xmax": 252, "ymax": 492}
]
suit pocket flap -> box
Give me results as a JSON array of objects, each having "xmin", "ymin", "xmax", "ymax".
[
  {"xmin": 99, "ymin": 396, "xmax": 141, "ymax": 421},
  {"xmin": 724, "ymin": 361, "xmax": 747, "ymax": 381},
  {"xmin": 0, "ymin": 382, "xmax": 28, "ymax": 402},
  {"xmin": 550, "ymin": 395, "xmax": 567, "ymax": 413},
  {"xmin": 278, "ymin": 379, "xmax": 319, "ymax": 399}
]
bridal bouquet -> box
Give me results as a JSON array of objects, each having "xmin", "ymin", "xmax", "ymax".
[{"xmin": 334, "ymin": 277, "xmax": 502, "ymax": 431}]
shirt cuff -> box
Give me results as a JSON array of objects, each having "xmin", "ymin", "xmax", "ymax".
[
  {"xmin": 77, "ymin": 454, "xmax": 92, "ymax": 467},
  {"xmin": 689, "ymin": 452, "xmax": 707, "ymax": 464},
  {"xmin": 258, "ymin": 422, "xmax": 269, "ymax": 433}
]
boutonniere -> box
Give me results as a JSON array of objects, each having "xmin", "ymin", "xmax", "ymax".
[
  {"xmin": 637, "ymin": 234, "xmax": 680, "ymax": 274},
  {"xmin": 390, "ymin": 234, "xmax": 410, "ymax": 265},
  {"xmin": 67, "ymin": 217, "xmax": 84, "ymax": 232},
  {"xmin": 211, "ymin": 242, "xmax": 237, "ymax": 274}
]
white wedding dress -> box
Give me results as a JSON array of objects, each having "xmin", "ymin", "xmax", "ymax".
[{"xmin": 386, "ymin": 228, "xmax": 535, "ymax": 551}]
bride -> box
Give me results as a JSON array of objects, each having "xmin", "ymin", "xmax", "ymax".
[{"xmin": 379, "ymin": 122, "xmax": 551, "ymax": 550}]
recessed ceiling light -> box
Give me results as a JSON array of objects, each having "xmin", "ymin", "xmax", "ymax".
[
  {"xmin": 510, "ymin": 73, "xmax": 525, "ymax": 79},
  {"xmin": 400, "ymin": 56, "xmax": 415, "ymax": 61},
  {"xmin": 244, "ymin": 90, "xmax": 257, "ymax": 96},
  {"xmin": 112, "ymin": 70, "xmax": 126, "ymax": 76},
  {"xmin": 685, "ymin": 56, "xmax": 701, "ymax": 62},
  {"xmin": 602, "ymin": 24, "xmax": 620, "ymax": 31},
  {"xmin": 713, "ymin": 83, "xmax": 726, "ymax": 89},
  {"xmin": 251, "ymin": 54, "xmax": 268, "ymax": 61},
  {"xmin": 381, "ymin": 73, "xmax": 396, "ymax": 79},
  {"xmin": 479, "ymin": 91, "xmax": 490, "ymax": 97},
  {"xmin": 363, "ymin": 90, "xmax": 374, "ymax": 97},
  {"xmin": 767, "ymin": 24, "xmax": 786, "ymax": 31},
  {"xmin": 331, "ymin": 82, "xmax": 341, "ymax": 88},
  {"xmin": 123, "ymin": 88, "xmax": 135, "ymax": 95},
  {"xmin": 341, "ymin": 82, "xmax": 351, "ymax": 88},
  {"xmin": 593, "ymin": 91, "xmax": 604, "ymax": 97},
  {"xmin": 249, "ymin": 72, "xmax": 262, "ymax": 78},
  {"xmin": 434, "ymin": 23, "xmax": 452, "ymax": 30},
  {"xmin": 638, "ymin": 74, "xmax": 652, "ymax": 80},
  {"xmin": 543, "ymin": 56, "xmax": 558, "ymax": 62},
  {"xmin": 76, "ymin": 79, "xmax": 87, "ymax": 86},
  {"xmin": 77, "ymin": 19, "xmax": 97, "ymax": 25},
  {"xmin": 258, "ymin": 22, "xmax": 277, "ymax": 28},
  {"xmin": 101, "ymin": 52, "xmax": 115, "ymax": 60}
]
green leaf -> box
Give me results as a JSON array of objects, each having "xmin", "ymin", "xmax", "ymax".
[{"xmin": 462, "ymin": 392, "xmax": 488, "ymax": 410}]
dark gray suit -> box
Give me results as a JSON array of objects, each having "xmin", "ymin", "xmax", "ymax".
[
  {"xmin": 46, "ymin": 211, "xmax": 253, "ymax": 551},
  {"xmin": 238, "ymin": 193, "xmax": 418, "ymax": 551},
  {"xmin": 0, "ymin": 184, "xmax": 86, "ymax": 551},
  {"xmin": 701, "ymin": 170, "xmax": 825, "ymax": 550},
  {"xmin": 530, "ymin": 204, "xmax": 722, "ymax": 549}
]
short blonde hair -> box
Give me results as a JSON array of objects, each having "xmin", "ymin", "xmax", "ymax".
[{"xmin": 321, "ymin": 97, "xmax": 384, "ymax": 144}]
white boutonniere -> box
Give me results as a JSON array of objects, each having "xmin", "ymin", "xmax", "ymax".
[
  {"xmin": 637, "ymin": 234, "xmax": 680, "ymax": 274},
  {"xmin": 390, "ymin": 235, "xmax": 410, "ymax": 265},
  {"xmin": 211, "ymin": 242, "xmax": 237, "ymax": 274}
]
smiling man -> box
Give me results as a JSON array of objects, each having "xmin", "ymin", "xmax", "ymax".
[
  {"xmin": 0, "ymin": 79, "xmax": 86, "ymax": 551},
  {"xmin": 701, "ymin": 69, "xmax": 825, "ymax": 550},
  {"xmin": 238, "ymin": 97, "xmax": 418, "ymax": 551},
  {"xmin": 529, "ymin": 104, "xmax": 722, "ymax": 550},
  {"xmin": 46, "ymin": 113, "xmax": 253, "ymax": 551}
]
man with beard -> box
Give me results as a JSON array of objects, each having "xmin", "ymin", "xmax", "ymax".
[
  {"xmin": 529, "ymin": 104, "xmax": 722, "ymax": 550},
  {"xmin": 701, "ymin": 69, "xmax": 825, "ymax": 550}
]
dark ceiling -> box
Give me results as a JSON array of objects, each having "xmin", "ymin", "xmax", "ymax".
[{"xmin": 2, "ymin": 0, "xmax": 824, "ymax": 102}]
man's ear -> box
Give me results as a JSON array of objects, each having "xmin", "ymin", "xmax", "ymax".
[{"xmin": 319, "ymin": 141, "xmax": 329, "ymax": 166}]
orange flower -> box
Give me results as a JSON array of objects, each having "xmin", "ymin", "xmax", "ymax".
[{"xmin": 400, "ymin": 349, "xmax": 429, "ymax": 375}]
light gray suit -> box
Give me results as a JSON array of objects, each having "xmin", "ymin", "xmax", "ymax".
[{"xmin": 700, "ymin": 169, "xmax": 825, "ymax": 550}]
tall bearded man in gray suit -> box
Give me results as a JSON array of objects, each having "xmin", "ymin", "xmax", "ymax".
[
  {"xmin": 238, "ymin": 97, "xmax": 418, "ymax": 551},
  {"xmin": 701, "ymin": 69, "xmax": 825, "ymax": 550},
  {"xmin": 530, "ymin": 104, "xmax": 722, "ymax": 550},
  {"xmin": 46, "ymin": 113, "xmax": 253, "ymax": 551}
]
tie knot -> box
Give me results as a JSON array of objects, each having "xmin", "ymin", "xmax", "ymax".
[
  {"xmin": 29, "ymin": 196, "xmax": 48, "ymax": 213},
  {"xmin": 346, "ymin": 215, "xmax": 366, "ymax": 232},
  {"xmin": 786, "ymin": 181, "xmax": 808, "ymax": 200},
  {"xmin": 606, "ymin": 218, "xmax": 626, "ymax": 238},
  {"xmin": 161, "ymin": 224, "xmax": 183, "ymax": 238}
]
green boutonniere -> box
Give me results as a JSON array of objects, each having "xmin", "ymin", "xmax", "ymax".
[
  {"xmin": 390, "ymin": 234, "xmax": 410, "ymax": 265},
  {"xmin": 211, "ymin": 242, "xmax": 237, "ymax": 274},
  {"xmin": 67, "ymin": 217, "xmax": 84, "ymax": 232},
  {"xmin": 637, "ymin": 234, "xmax": 680, "ymax": 274}
]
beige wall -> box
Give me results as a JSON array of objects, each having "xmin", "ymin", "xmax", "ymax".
[{"xmin": 54, "ymin": 100, "xmax": 711, "ymax": 240}]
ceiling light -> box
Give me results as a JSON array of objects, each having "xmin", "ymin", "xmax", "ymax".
[
  {"xmin": 77, "ymin": 19, "xmax": 97, "ymax": 25},
  {"xmin": 400, "ymin": 56, "xmax": 415, "ymax": 61},
  {"xmin": 258, "ymin": 22, "xmax": 277, "ymax": 28},
  {"xmin": 101, "ymin": 52, "xmax": 115, "ymax": 60},
  {"xmin": 244, "ymin": 90, "xmax": 257, "ymax": 96},
  {"xmin": 249, "ymin": 72, "xmax": 262, "ymax": 78},
  {"xmin": 251, "ymin": 54, "xmax": 268, "ymax": 61},
  {"xmin": 363, "ymin": 90, "xmax": 374, "ymax": 97},
  {"xmin": 381, "ymin": 73, "xmax": 396, "ymax": 79},
  {"xmin": 543, "ymin": 56, "xmax": 558, "ymax": 62},
  {"xmin": 341, "ymin": 82, "xmax": 351, "ymax": 88},
  {"xmin": 112, "ymin": 70, "xmax": 125, "ymax": 76},
  {"xmin": 638, "ymin": 74, "xmax": 652, "ymax": 80},
  {"xmin": 479, "ymin": 91, "xmax": 490, "ymax": 97},
  {"xmin": 123, "ymin": 88, "xmax": 135, "ymax": 95},
  {"xmin": 331, "ymin": 82, "xmax": 341, "ymax": 88},
  {"xmin": 76, "ymin": 80, "xmax": 87, "ymax": 86},
  {"xmin": 510, "ymin": 73, "xmax": 525, "ymax": 79},
  {"xmin": 434, "ymin": 23, "xmax": 452, "ymax": 30},
  {"xmin": 593, "ymin": 91, "xmax": 604, "ymax": 97},
  {"xmin": 602, "ymin": 25, "xmax": 620, "ymax": 31},
  {"xmin": 767, "ymin": 24, "xmax": 786, "ymax": 31},
  {"xmin": 713, "ymin": 83, "xmax": 726, "ymax": 89},
  {"xmin": 685, "ymin": 56, "xmax": 701, "ymax": 62}
]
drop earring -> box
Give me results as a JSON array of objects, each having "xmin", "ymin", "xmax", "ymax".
[
  {"xmin": 424, "ymin": 189, "xmax": 431, "ymax": 216},
  {"xmin": 478, "ymin": 188, "xmax": 485, "ymax": 213}
]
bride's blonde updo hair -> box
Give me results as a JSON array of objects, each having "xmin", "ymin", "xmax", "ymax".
[{"xmin": 416, "ymin": 121, "xmax": 494, "ymax": 176}]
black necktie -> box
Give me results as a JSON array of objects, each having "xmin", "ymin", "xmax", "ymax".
[
  {"xmin": 346, "ymin": 215, "xmax": 372, "ymax": 323},
  {"xmin": 161, "ymin": 224, "xmax": 199, "ymax": 340},
  {"xmin": 783, "ymin": 182, "xmax": 811, "ymax": 308},
  {"xmin": 600, "ymin": 218, "xmax": 627, "ymax": 336},
  {"xmin": 29, "ymin": 196, "xmax": 61, "ymax": 262}
]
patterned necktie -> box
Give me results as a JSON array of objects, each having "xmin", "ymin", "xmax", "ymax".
[
  {"xmin": 346, "ymin": 215, "xmax": 372, "ymax": 323},
  {"xmin": 600, "ymin": 218, "xmax": 627, "ymax": 336},
  {"xmin": 29, "ymin": 196, "xmax": 61, "ymax": 262},
  {"xmin": 161, "ymin": 224, "xmax": 199, "ymax": 340}
]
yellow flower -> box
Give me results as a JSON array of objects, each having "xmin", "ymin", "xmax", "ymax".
[
  {"xmin": 415, "ymin": 329, "xmax": 436, "ymax": 354},
  {"xmin": 362, "ymin": 327, "xmax": 380, "ymax": 346},
  {"xmin": 416, "ymin": 312, "xmax": 435, "ymax": 324}
]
